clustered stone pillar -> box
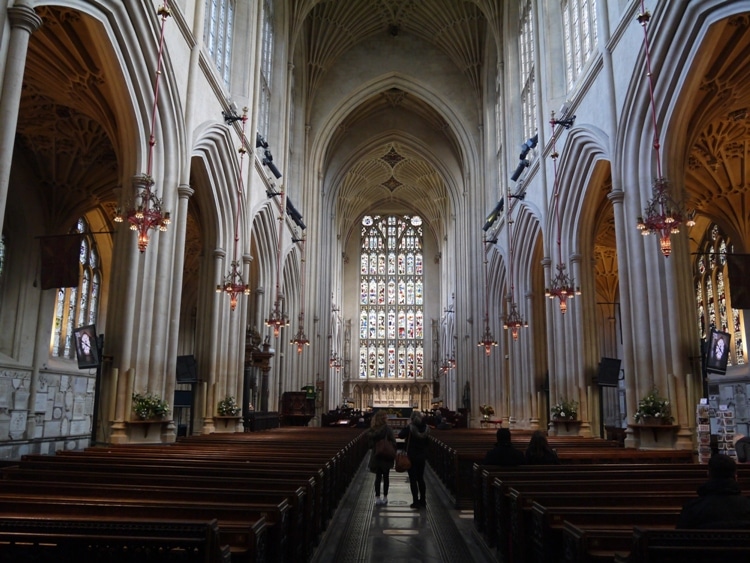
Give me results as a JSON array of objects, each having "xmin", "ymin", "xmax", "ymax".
[{"xmin": 0, "ymin": 3, "xmax": 42, "ymax": 235}]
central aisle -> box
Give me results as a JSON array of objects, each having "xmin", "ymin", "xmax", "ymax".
[{"xmin": 312, "ymin": 453, "xmax": 495, "ymax": 562}]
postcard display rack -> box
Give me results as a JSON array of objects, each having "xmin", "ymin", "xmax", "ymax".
[{"xmin": 697, "ymin": 402, "xmax": 737, "ymax": 463}]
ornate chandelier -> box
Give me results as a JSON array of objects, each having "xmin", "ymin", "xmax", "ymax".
[
  {"xmin": 216, "ymin": 108, "xmax": 250, "ymax": 311},
  {"xmin": 329, "ymin": 352, "xmax": 343, "ymax": 371},
  {"xmin": 289, "ymin": 235, "xmax": 310, "ymax": 353},
  {"xmin": 637, "ymin": 178, "xmax": 694, "ymax": 257},
  {"xmin": 217, "ymin": 260, "xmax": 250, "ymax": 311},
  {"xmin": 477, "ymin": 235, "xmax": 497, "ymax": 355},
  {"xmin": 114, "ymin": 2, "xmax": 171, "ymax": 252},
  {"xmin": 266, "ymin": 191, "xmax": 289, "ymax": 337},
  {"xmin": 266, "ymin": 298, "xmax": 289, "ymax": 338},
  {"xmin": 545, "ymin": 263, "xmax": 580, "ymax": 314},
  {"xmin": 634, "ymin": 3, "xmax": 693, "ymax": 257},
  {"xmin": 545, "ymin": 111, "xmax": 580, "ymax": 313},
  {"xmin": 503, "ymin": 189, "xmax": 527, "ymax": 337},
  {"xmin": 502, "ymin": 301, "xmax": 527, "ymax": 341}
]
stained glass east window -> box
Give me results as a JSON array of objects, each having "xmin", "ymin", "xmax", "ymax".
[{"xmin": 359, "ymin": 215, "xmax": 424, "ymax": 379}]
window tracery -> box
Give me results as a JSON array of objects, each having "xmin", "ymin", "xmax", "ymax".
[
  {"xmin": 695, "ymin": 224, "xmax": 745, "ymax": 366},
  {"xmin": 359, "ymin": 215, "xmax": 424, "ymax": 379},
  {"xmin": 50, "ymin": 217, "xmax": 100, "ymax": 360}
]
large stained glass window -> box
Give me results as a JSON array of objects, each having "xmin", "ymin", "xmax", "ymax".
[
  {"xmin": 695, "ymin": 224, "xmax": 745, "ymax": 366},
  {"xmin": 50, "ymin": 217, "xmax": 101, "ymax": 360},
  {"xmin": 359, "ymin": 215, "xmax": 424, "ymax": 379}
]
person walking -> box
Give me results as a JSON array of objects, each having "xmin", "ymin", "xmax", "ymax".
[
  {"xmin": 368, "ymin": 410, "xmax": 397, "ymax": 506},
  {"xmin": 399, "ymin": 411, "xmax": 430, "ymax": 509}
]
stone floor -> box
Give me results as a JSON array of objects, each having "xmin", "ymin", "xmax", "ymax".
[{"xmin": 311, "ymin": 453, "xmax": 495, "ymax": 563}]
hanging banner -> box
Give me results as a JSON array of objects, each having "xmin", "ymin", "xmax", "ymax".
[
  {"xmin": 39, "ymin": 234, "xmax": 81, "ymax": 289},
  {"xmin": 726, "ymin": 254, "xmax": 750, "ymax": 309}
]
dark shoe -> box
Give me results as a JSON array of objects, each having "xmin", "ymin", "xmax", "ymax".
[
  {"xmin": 418, "ymin": 499, "xmax": 426, "ymax": 508},
  {"xmin": 410, "ymin": 502, "xmax": 420, "ymax": 509}
]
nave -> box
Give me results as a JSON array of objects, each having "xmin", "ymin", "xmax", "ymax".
[{"xmin": 311, "ymin": 452, "xmax": 494, "ymax": 563}]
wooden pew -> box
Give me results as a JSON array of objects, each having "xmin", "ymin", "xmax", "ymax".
[
  {"xmin": 615, "ymin": 526, "xmax": 750, "ymax": 562},
  {"xmin": 15, "ymin": 456, "xmax": 330, "ymax": 535},
  {"xmin": 431, "ymin": 430, "xmax": 692, "ymax": 508},
  {"xmin": 508, "ymin": 490, "xmax": 692, "ymax": 562},
  {"xmin": 477, "ymin": 465, "xmax": 703, "ymax": 550},
  {"xmin": 0, "ymin": 479, "xmax": 303, "ymax": 563},
  {"xmin": 0, "ymin": 517, "xmax": 232, "ymax": 563},
  {"xmin": 563, "ymin": 521, "xmax": 636, "ymax": 563},
  {"xmin": 483, "ymin": 465, "xmax": 750, "ymax": 562},
  {"xmin": 529, "ymin": 502, "xmax": 680, "ymax": 563},
  {"xmin": 0, "ymin": 496, "xmax": 268, "ymax": 563},
  {"xmin": 2, "ymin": 466, "xmax": 314, "ymax": 561}
]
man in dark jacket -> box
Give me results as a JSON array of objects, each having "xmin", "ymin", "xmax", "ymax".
[
  {"xmin": 482, "ymin": 428, "xmax": 525, "ymax": 466},
  {"xmin": 399, "ymin": 411, "xmax": 430, "ymax": 508},
  {"xmin": 676, "ymin": 453, "xmax": 750, "ymax": 529}
]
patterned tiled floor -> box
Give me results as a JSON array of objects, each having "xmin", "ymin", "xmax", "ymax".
[{"xmin": 311, "ymin": 454, "xmax": 494, "ymax": 562}]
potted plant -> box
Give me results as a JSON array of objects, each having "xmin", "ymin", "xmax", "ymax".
[
  {"xmin": 634, "ymin": 388, "xmax": 673, "ymax": 424},
  {"xmin": 131, "ymin": 392, "xmax": 170, "ymax": 420},
  {"xmin": 479, "ymin": 404, "xmax": 495, "ymax": 421},
  {"xmin": 217, "ymin": 395, "xmax": 241, "ymax": 417},
  {"xmin": 551, "ymin": 398, "xmax": 579, "ymax": 421}
]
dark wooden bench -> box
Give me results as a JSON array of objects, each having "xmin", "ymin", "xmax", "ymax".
[
  {"xmin": 530, "ymin": 502, "xmax": 681, "ymax": 563},
  {"xmin": 14, "ymin": 456, "xmax": 330, "ymax": 535},
  {"xmin": 0, "ymin": 495, "xmax": 274, "ymax": 563},
  {"xmin": 2, "ymin": 466, "xmax": 314, "ymax": 561},
  {"xmin": 508, "ymin": 490, "xmax": 691, "ymax": 563},
  {"xmin": 0, "ymin": 479, "xmax": 304, "ymax": 563},
  {"xmin": 478, "ymin": 466, "xmax": 704, "ymax": 549},
  {"xmin": 0, "ymin": 517, "xmax": 232, "ymax": 563},
  {"xmin": 430, "ymin": 430, "xmax": 692, "ymax": 508},
  {"xmin": 614, "ymin": 526, "xmax": 750, "ymax": 562}
]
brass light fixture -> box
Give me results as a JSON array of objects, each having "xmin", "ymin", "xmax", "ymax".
[
  {"xmin": 266, "ymin": 191, "xmax": 289, "ymax": 337},
  {"xmin": 114, "ymin": 1, "xmax": 172, "ymax": 252},
  {"xmin": 477, "ymin": 234, "xmax": 498, "ymax": 355},
  {"xmin": 216, "ymin": 108, "xmax": 251, "ymax": 311},
  {"xmin": 290, "ymin": 234, "xmax": 310, "ymax": 353},
  {"xmin": 502, "ymin": 191, "xmax": 527, "ymax": 339},
  {"xmin": 634, "ymin": 2, "xmax": 694, "ymax": 257},
  {"xmin": 545, "ymin": 111, "xmax": 581, "ymax": 313}
]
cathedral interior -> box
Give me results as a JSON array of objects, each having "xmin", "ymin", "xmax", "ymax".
[{"xmin": 0, "ymin": 0, "xmax": 747, "ymax": 458}]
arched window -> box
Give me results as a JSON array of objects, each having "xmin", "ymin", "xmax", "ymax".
[
  {"xmin": 359, "ymin": 215, "xmax": 424, "ymax": 379},
  {"xmin": 204, "ymin": 0, "xmax": 235, "ymax": 87},
  {"xmin": 561, "ymin": 0, "xmax": 598, "ymax": 89},
  {"xmin": 695, "ymin": 224, "xmax": 745, "ymax": 366},
  {"xmin": 50, "ymin": 217, "xmax": 101, "ymax": 360},
  {"xmin": 519, "ymin": 0, "xmax": 537, "ymax": 140},
  {"xmin": 258, "ymin": 0, "xmax": 274, "ymax": 140}
]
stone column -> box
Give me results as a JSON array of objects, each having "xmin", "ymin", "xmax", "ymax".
[
  {"xmin": 0, "ymin": 3, "xmax": 42, "ymax": 236},
  {"xmin": 163, "ymin": 184, "xmax": 193, "ymax": 439}
]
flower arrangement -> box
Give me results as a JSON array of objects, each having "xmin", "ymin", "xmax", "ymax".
[
  {"xmin": 634, "ymin": 388, "xmax": 673, "ymax": 423},
  {"xmin": 217, "ymin": 396, "xmax": 241, "ymax": 416},
  {"xmin": 551, "ymin": 398, "xmax": 579, "ymax": 420},
  {"xmin": 132, "ymin": 392, "xmax": 170, "ymax": 420},
  {"xmin": 479, "ymin": 404, "xmax": 495, "ymax": 420}
]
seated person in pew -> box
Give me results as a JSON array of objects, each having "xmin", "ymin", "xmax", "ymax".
[
  {"xmin": 676, "ymin": 453, "xmax": 750, "ymax": 529},
  {"xmin": 524, "ymin": 430, "xmax": 560, "ymax": 465},
  {"xmin": 482, "ymin": 428, "xmax": 525, "ymax": 466},
  {"xmin": 734, "ymin": 434, "xmax": 750, "ymax": 463}
]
